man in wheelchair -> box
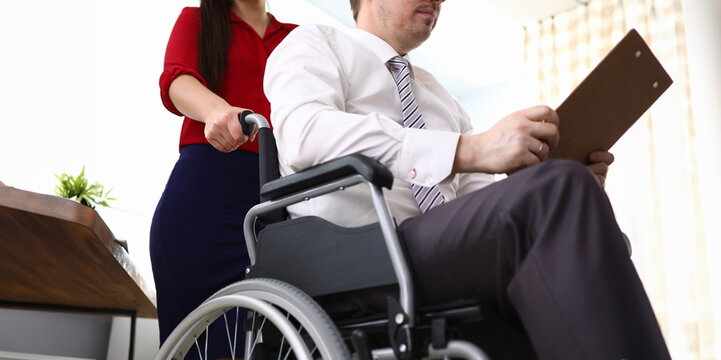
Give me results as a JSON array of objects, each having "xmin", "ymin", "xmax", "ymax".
[{"xmin": 257, "ymin": 0, "xmax": 672, "ymax": 359}]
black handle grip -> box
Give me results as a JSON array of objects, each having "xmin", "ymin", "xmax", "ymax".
[{"xmin": 238, "ymin": 110, "xmax": 256, "ymax": 135}]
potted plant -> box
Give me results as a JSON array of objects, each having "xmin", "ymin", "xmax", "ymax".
[{"xmin": 54, "ymin": 166, "xmax": 115, "ymax": 209}]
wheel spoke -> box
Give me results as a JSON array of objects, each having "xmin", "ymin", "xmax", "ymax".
[
  {"xmin": 249, "ymin": 315, "xmax": 268, "ymax": 356},
  {"xmin": 276, "ymin": 311, "xmax": 292, "ymax": 360},
  {"xmin": 296, "ymin": 323, "xmax": 319, "ymax": 357},
  {"xmin": 282, "ymin": 343, "xmax": 294, "ymax": 360},
  {"xmin": 233, "ymin": 307, "xmax": 239, "ymax": 357},
  {"xmin": 223, "ymin": 308, "xmax": 240, "ymax": 359},
  {"xmin": 204, "ymin": 322, "xmax": 209, "ymax": 360},
  {"xmin": 223, "ymin": 312, "xmax": 233, "ymax": 358},
  {"xmin": 277, "ymin": 329, "xmax": 286, "ymax": 360},
  {"xmin": 194, "ymin": 336, "xmax": 203, "ymax": 360}
]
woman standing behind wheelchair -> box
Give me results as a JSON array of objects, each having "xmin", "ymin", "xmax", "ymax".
[{"xmin": 150, "ymin": 0, "xmax": 296, "ymax": 356}]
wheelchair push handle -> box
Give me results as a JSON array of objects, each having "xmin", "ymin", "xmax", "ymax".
[
  {"xmin": 239, "ymin": 110, "xmax": 270, "ymax": 134},
  {"xmin": 237, "ymin": 111, "xmax": 284, "ymax": 214}
]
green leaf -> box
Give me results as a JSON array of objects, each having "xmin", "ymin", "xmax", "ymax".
[{"xmin": 52, "ymin": 166, "xmax": 115, "ymax": 209}]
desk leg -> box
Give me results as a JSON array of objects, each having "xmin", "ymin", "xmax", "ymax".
[{"xmin": 129, "ymin": 311, "xmax": 136, "ymax": 360}]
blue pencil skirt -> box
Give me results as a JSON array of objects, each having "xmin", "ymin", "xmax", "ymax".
[{"xmin": 150, "ymin": 144, "xmax": 259, "ymax": 357}]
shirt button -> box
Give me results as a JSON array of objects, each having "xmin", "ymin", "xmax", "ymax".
[{"xmin": 409, "ymin": 168, "xmax": 417, "ymax": 179}]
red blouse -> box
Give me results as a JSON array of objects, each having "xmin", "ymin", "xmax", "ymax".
[{"xmin": 160, "ymin": 7, "xmax": 297, "ymax": 153}]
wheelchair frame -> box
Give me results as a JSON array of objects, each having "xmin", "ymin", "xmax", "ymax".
[{"xmin": 155, "ymin": 113, "xmax": 493, "ymax": 360}]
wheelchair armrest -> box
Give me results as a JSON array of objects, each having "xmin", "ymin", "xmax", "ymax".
[{"xmin": 260, "ymin": 154, "xmax": 393, "ymax": 201}]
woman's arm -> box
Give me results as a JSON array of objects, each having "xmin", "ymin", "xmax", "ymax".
[{"xmin": 169, "ymin": 74, "xmax": 254, "ymax": 152}]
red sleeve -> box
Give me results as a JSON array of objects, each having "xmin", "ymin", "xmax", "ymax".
[{"xmin": 159, "ymin": 7, "xmax": 207, "ymax": 116}]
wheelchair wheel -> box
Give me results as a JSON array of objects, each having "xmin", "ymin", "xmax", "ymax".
[{"xmin": 155, "ymin": 278, "xmax": 350, "ymax": 360}]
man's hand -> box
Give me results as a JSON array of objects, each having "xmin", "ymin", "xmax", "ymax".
[
  {"xmin": 453, "ymin": 105, "xmax": 560, "ymax": 174},
  {"xmin": 203, "ymin": 106, "xmax": 257, "ymax": 153},
  {"xmin": 586, "ymin": 151, "xmax": 614, "ymax": 187}
]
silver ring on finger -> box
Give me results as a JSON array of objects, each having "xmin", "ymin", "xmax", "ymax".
[{"xmin": 537, "ymin": 143, "xmax": 544, "ymax": 154}]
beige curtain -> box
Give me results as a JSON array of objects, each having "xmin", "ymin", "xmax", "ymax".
[{"xmin": 524, "ymin": 0, "xmax": 719, "ymax": 359}]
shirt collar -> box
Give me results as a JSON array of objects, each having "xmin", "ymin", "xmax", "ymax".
[
  {"xmin": 265, "ymin": 13, "xmax": 295, "ymax": 36},
  {"xmin": 349, "ymin": 29, "xmax": 416, "ymax": 77},
  {"xmin": 228, "ymin": 11, "xmax": 293, "ymax": 38}
]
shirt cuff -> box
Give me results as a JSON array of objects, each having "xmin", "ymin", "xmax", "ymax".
[
  {"xmin": 159, "ymin": 66, "xmax": 206, "ymax": 116},
  {"xmin": 397, "ymin": 128, "xmax": 459, "ymax": 186}
]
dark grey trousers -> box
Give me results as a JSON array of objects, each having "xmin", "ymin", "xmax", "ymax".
[{"xmin": 398, "ymin": 159, "xmax": 670, "ymax": 360}]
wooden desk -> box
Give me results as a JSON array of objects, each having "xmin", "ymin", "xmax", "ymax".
[{"xmin": 0, "ymin": 185, "xmax": 156, "ymax": 318}]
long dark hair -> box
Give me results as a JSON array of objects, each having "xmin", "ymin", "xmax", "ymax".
[{"xmin": 199, "ymin": 0, "xmax": 233, "ymax": 91}]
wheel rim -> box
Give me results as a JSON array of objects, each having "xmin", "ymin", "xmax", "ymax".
[
  {"xmin": 160, "ymin": 295, "xmax": 312, "ymax": 360},
  {"xmin": 156, "ymin": 279, "xmax": 349, "ymax": 360}
]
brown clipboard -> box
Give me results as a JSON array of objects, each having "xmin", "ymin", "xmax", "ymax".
[{"xmin": 549, "ymin": 29, "xmax": 673, "ymax": 163}]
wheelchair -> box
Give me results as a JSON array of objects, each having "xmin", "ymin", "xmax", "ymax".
[{"xmin": 154, "ymin": 112, "xmax": 536, "ymax": 360}]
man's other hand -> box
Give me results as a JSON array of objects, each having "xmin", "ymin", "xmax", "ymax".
[
  {"xmin": 586, "ymin": 151, "xmax": 615, "ymax": 187},
  {"xmin": 453, "ymin": 105, "xmax": 560, "ymax": 174}
]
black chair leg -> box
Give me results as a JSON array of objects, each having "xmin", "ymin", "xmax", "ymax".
[{"xmin": 351, "ymin": 329, "xmax": 373, "ymax": 360}]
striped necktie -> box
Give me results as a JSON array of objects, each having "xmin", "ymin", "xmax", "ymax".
[{"xmin": 388, "ymin": 56, "xmax": 445, "ymax": 213}]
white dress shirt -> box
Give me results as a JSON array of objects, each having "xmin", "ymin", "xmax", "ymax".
[{"xmin": 264, "ymin": 24, "xmax": 495, "ymax": 227}]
